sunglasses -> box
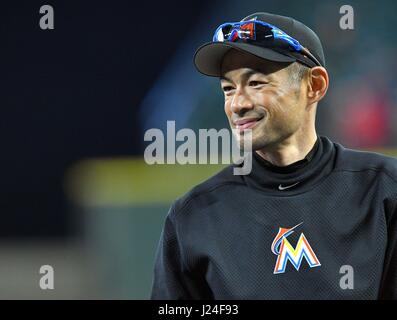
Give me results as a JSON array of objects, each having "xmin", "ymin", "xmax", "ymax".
[{"xmin": 212, "ymin": 20, "xmax": 322, "ymax": 67}]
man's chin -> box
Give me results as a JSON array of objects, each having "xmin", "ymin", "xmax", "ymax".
[
  {"xmin": 235, "ymin": 135, "xmax": 266, "ymax": 152},
  {"xmin": 248, "ymin": 135, "xmax": 276, "ymax": 152},
  {"xmin": 231, "ymin": 125, "xmax": 271, "ymax": 150}
]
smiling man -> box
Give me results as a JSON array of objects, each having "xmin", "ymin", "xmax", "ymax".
[
  {"xmin": 151, "ymin": 12, "xmax": 397, "ymax": 299},
  {"xmin": 220, "ymin": 50, "xmax": 325, "ymax": 167}
]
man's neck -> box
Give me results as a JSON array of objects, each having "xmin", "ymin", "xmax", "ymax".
[{"xmin": 255, "ymin": 132, "xmax": 318, "ymax": 167}]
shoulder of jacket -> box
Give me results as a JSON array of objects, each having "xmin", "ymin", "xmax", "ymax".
[
  {"xmin": 334, "ymin": 142, "xmax": 397, "ymax": 182},
  {"xmin": 170, "ymin": 164, "xmax": 244, "ymax": 217}
]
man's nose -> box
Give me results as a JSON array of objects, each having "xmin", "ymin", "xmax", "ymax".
[{"xmin": 231, "ymin": 89, "xmax": 254, "ymax": 114}]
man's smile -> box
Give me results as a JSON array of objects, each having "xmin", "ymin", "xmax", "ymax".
[{"xmin": 233, "ymin": 116, "xmax": 265, "ymax": 131}]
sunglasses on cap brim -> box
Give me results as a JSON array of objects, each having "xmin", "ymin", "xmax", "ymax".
[{"xmin": 212, "ymin": 20, "xmax": 322, "ymax": 68}]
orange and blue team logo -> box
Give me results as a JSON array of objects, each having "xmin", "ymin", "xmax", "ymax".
[{"xmin": 271, "ymin": 222, "xmax": 321, "ymax": 274}]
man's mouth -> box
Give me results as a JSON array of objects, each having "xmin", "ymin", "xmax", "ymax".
[{"xmin": 233, "ymin": 116, "xmax": 264, "ymax": 131}]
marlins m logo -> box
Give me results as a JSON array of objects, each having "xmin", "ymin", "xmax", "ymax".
[{"xmin": 271, "ymin": 223, "xmax": 321, "ymax": 274}]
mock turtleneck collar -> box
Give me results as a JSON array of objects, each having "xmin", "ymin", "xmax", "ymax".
[
  {"xmin": 242, "ymin": 135, "xmax": 336, "ymax": 194},
  {"xmin": 254, "ymin": 136, "xmax": 320, "ymax": 174}
]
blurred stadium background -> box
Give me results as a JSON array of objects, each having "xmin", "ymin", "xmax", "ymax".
[{"xmin": 0, "ymin": 0, "xmax": 396, "ymax": 298}]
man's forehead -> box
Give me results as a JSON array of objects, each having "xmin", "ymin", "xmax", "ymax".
[{"xmin": 220, "ymin": 49, "xmax": 289, "ymax": 79}]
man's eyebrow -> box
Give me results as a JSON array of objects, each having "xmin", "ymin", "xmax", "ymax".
[
  {"xmin": 242, "ymin": 70, "xmax": 262, "ymax": 79},
  {"xmin": 220, "ymin": 70, "xmax": 264, "ymax": 82}
]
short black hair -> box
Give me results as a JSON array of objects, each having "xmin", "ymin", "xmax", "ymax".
[{"xmin": 287, "ymin": 62, "xmax": 310, "ymax": 84}]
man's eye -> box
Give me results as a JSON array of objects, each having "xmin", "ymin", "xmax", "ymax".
[
  {"xmin": 222, "ymin": 86, "xmax": 234, "ymax": 92},
  {"xmin": 249, "ymin": 81, "xmax": 265, "ymax": 87}
]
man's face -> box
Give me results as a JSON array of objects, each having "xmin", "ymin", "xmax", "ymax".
[{"xmin": 220, "ymin": 49, "xmax": 308, "ymax": 151}]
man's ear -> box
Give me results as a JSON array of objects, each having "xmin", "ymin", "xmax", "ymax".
[{"xmin": 307, "ymin": 67, "xmax": 329, "ymax": 104}]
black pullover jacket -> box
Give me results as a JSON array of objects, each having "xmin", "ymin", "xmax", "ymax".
[{"xmin": 151, "ymin": 135, "xmax": 397, "ymax": 299}]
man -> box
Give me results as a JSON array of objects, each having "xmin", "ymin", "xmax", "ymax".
[{"xmin": 151, "ymin": 12, "xmax": 397, "ymax": 299}]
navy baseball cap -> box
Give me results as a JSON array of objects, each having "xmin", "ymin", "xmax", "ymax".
[{"xmin": 194, "ymin": 12, "xmax": 326, "ymax": 77}]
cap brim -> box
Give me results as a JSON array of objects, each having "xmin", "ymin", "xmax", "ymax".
[{"xmin": 194, "ymin": 42, "xmax": 296, "ymax": 77}]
